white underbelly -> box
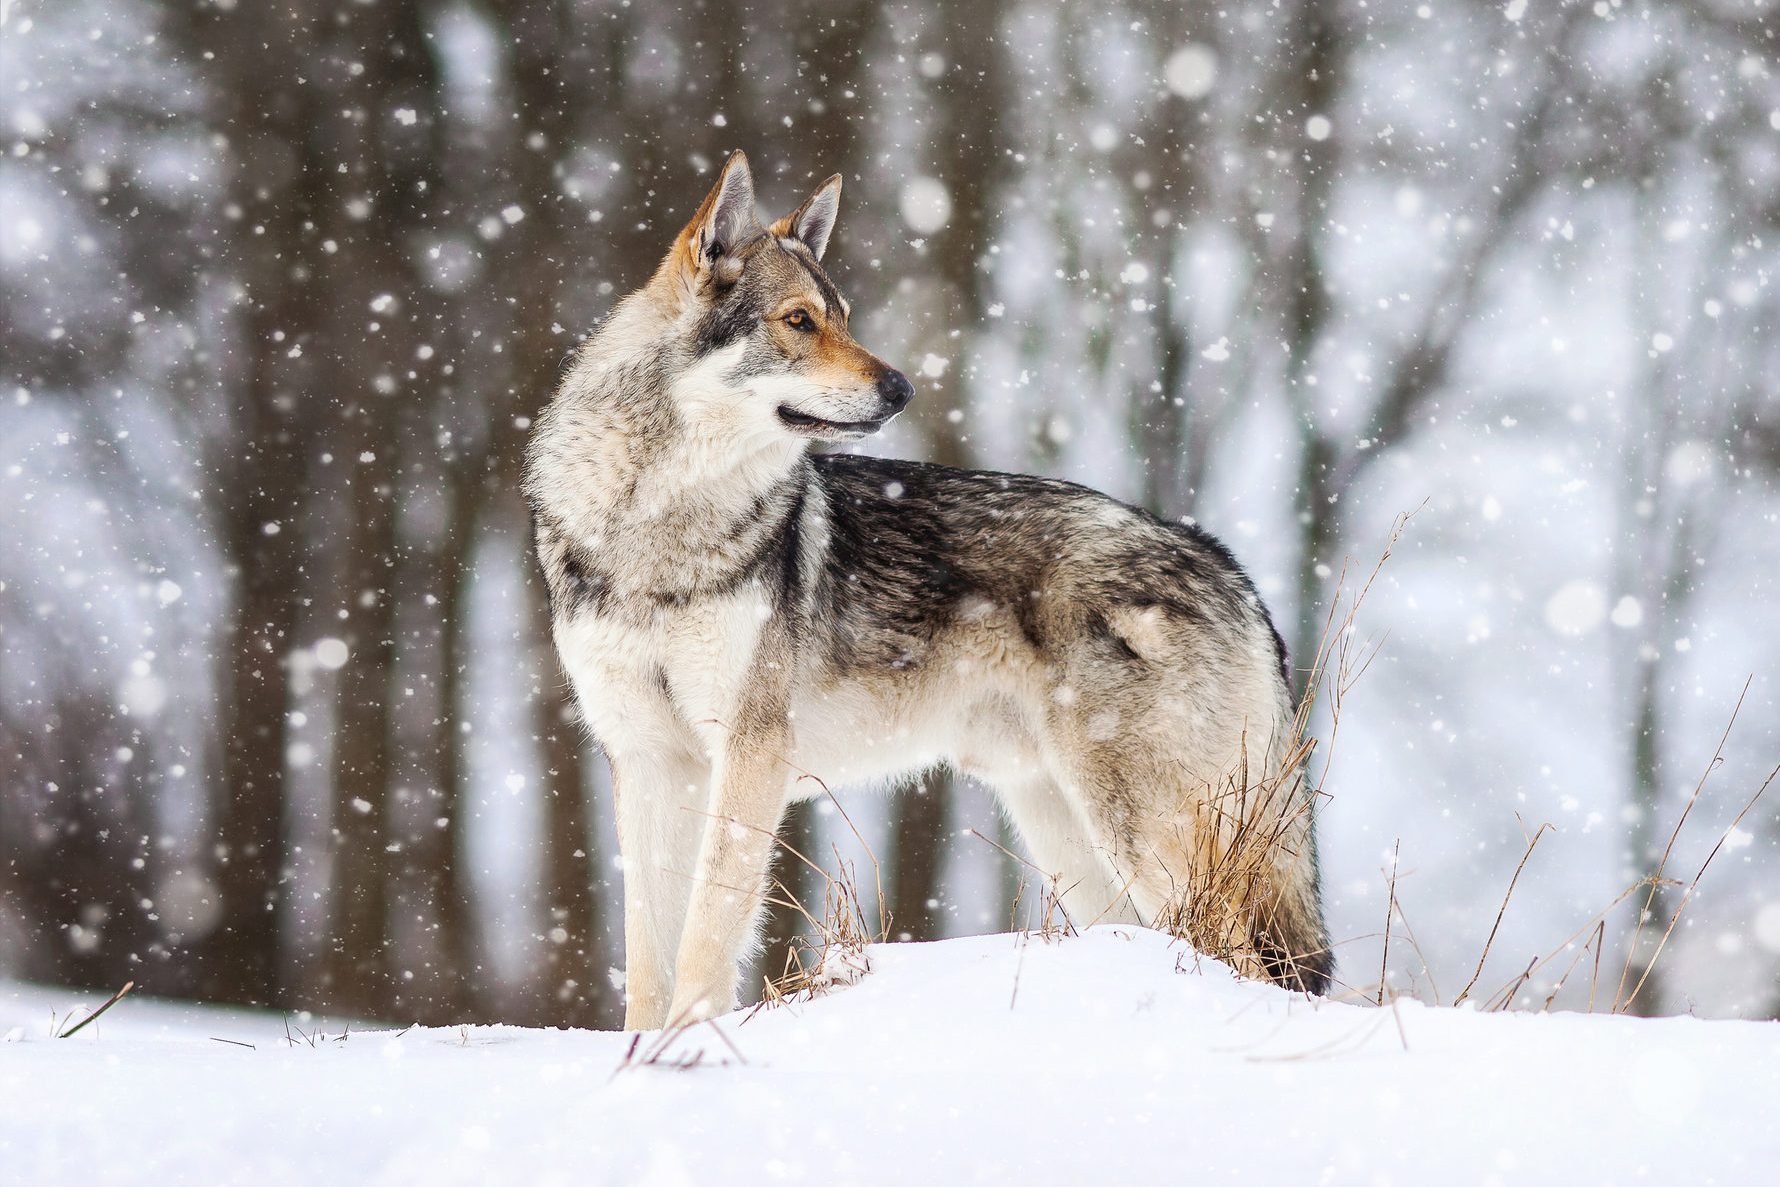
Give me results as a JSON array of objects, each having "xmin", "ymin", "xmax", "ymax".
[{"xmin": 783, "ymin": 678, "xmax": 1036, "ymax": 796}]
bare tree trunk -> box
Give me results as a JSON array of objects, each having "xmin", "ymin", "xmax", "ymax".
[
  {"xmin": 1620, "ymin": 662, "xmax": 1670, "ymax": 1015},
  {"xmin": 1275, "ymin": 0, "xmax": 1344, "ymax": 697},
  {"xmin": 321, "ymin": 470, "xmax": 400, "ymax": 1016},
  {"xmin": 422, "ymin": 467, "xmax": 485, "ymax": 1022},
  {"xmin": 529, "ymin": 564, "xmax": 610, "ymax": 1027},
  {"xmin": 1140, "ymin": 271, "xmax": 1193, "ymax": 521},
  {"xmin": 477, "ymin": 0, "xmax": 612, "ymax": 1028},
  {"xmin": 199, "ymin": 312, "xmax": 308, "ymax": 1006},
  {"xmin": 1289, "ymin": 436, "xmax": 1341, "ymax": 695},
  {"xmin": 297, "ymin": 0, "xmax": 442, "ymax": 1021},
  {"xmin": 0, "ymin": 696, "xmax": 161, "ymax": 993},
  {"xmin": 174, "ymin": 0, "xmax": 446, "ymax": 1011},
  {"xmin": 888, "ymin": 774, "xmax": 948, "ymax": 942}
]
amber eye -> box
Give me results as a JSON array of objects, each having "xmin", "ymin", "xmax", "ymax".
[{"xmin": 784, "ymin": 309, "xmax": 816, "ymax": 332}]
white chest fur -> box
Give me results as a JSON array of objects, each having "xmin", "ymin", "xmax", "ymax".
[{"xmin": 552, "ymin": 580, "xmax": 774, "ymax": 761}]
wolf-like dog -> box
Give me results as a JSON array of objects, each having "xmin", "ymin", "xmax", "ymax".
[{"xmin": 524, "ymin": 151, "xmax": 1332, "ymax": 1030}]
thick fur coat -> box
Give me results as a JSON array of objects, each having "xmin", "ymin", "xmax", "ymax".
[{"xmin": 525, "ymin": 152, "xmax": 1331, "ymax": 1030}]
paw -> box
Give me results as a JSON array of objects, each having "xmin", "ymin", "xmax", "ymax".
[
  {"xmin": 663, "ymin": 967, "xmax": 740, "ymax": 1029},
  {"xmin": 620, "ymin": 973, "xmax": 672, "ymax": 1033},
  {"xmin": 663, "ymin": 988, "xmax": 727, "ymax": 1028},
  {"xmin": 622, "ymin": 998, "xmax": 669, "ymax": 1033}
]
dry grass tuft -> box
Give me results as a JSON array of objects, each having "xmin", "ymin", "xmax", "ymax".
[
  {"xmin": 760, "ymin": 841, "xmax": 879, "ymax": 1006},
  {"xmin": 1461, "ymin": 680, "xmax": 1776, "ymax": 1016},
  {"xmin": 1151, "ymin": 507, "xmax": 1418, "ymax": 994},
  {"xmin": 611, "ymin": 1015, "xmax": 749, "ymax": 1075},
  {"xmin": 1149, "ymin": 743, "xmax": 1318, "ymax": 984},
  {"xmin": 52, "ymin": 980, "xmax": 135, "ymax": 1039},
  {"xmin": 1363, "ymin": 676, "xmax": 1777, "ymax": 1016},
  {"xmin": 757, "ymin": 768, "xmax": 890, "ymax": 1010},
  {"xmin": 968, "ymin": 827, "xmax": 1078, "ymax": 943}
]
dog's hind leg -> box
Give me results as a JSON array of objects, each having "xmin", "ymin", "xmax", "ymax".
[
  {"xmin": 986, "ymin": 768, "xmax": 1139, "ymax": 929},
  {"xmin": 1049, "ymin": 748, "xmax": 1193, "ymax": 931},
  {"xmin": 1057, "ymin": 738, "xmax": 1332, "ymax": 994}
]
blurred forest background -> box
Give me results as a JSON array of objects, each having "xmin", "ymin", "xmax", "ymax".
[{"xmin": 3, "ymin": 0, "xmax": 1778, "ymax": 1028}]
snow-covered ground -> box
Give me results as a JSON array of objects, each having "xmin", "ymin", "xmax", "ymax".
[{"xmin": 5, "ymin": 927, "xmax": 1776, "ymax": 1186}]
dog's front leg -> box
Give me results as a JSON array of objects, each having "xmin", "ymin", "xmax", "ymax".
[
  {"xmin": 610, "ymin": 748, "xmax": 711, "ymax": 1032},
  {"xmin": 664, "ymin": 705, "xmax": 793, "ymax": 1026}
]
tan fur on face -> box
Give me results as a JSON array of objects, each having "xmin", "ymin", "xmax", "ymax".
[{"xmin": 763, "ymin": 279, "xmax": 883, "ymax": 390}]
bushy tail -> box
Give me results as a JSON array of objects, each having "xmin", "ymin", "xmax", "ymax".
[
  {"xmin": 1249, "ymin": 758, "xmax": 1333, "ymax": 995},
  {"xmin": 1253, "ymin": 872, "xmax": 1333, "ymax": 995},
  {"xmin": 1163, "ymin": 756, "xmax": 1334, "ymax": 996}
]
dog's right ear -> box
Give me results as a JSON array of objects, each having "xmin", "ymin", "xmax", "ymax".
[
  {"xmin": 771, "ymin": 174, "xmax": 842, "ymax": 260},
  {"xmin": 670, "ymin": 151, "xmax": 759, "ymax": 292}
]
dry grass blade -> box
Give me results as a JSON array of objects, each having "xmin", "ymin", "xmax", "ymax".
[
  {"xmin": 758, "ymin": 819, "xmax": 884, "ymax": 1007},
  {"xmin": 55, "ymin": 981, "xmax": 135, "ymax": 1039},
  {"xmin": 699, "ymin": 715, "xmax": 893, "ymax": 946},
  {"xmin": 1462, "ymin": 680, "xmax": 1766, "ymax": 1017},
  {"xmin": 1489, "ymin": 957, "xmax": 1539, "ymax": 1012},
  {"xmin": 609, "ymin": 1032, "xmax": 644, "ymax": 1079},
  {"xmin": 1241, "ymin": 1013, "xmax": 1396, "ymax": 1063},
  {"xmin": 1618, "ymin": 757, "xmax": 1778, "ymax": 1014},
  {"xmin": 671, "ymin": 774, "xmax": 882, "ymax": 1012},
  {"xmin": 1149, "ymin": 741, "xmax": 1322, "ymax": 987},
  {"xmin": 1452, "ymin": 820, "xmax": 1550, "ymax": 1007},
  {"xmin": 1474, "ymin": 879, "xmax": 1653, "ymax": 1014},
  {"xmin": 1377, "ymin": 839, "xmax": 1400, "ymax": 1006},
  {"xmin": 1390, "ymin": 897, "xmax": 1440, "ymax": 1003},
  {"xmin": 1297, "ymin": 504, "xmax": 1423, "ymax": 801},
  {"xmin": 1154, "ymin": 509, "xmax": 1416, "ymax": 992},
  {"xmin": 1538, "ymin": 921, "xmax": 1604, "ymax": 1013},
  {"xmin": 966, "ymin": 827, "xmax": 1079, "ymax": 940},
  {"xmin": 614, "ymin": 1012, "xmax": 747, "ymax": 1076},
  {"xmin": 1610, "ymin": 677, "xmax": 1752, "ymax": 1013},
  {"xmin": 792, "ymin": 769, "xmax": 891, "ymax": 947},
  {"xmin": 1081, "ymin": 870, "xmax": 1142, "ymax": 932}
]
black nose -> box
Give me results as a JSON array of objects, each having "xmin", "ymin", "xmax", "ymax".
[{"xmin": 876, "ymin": 368, "xmax": 914, "ymax": 415}]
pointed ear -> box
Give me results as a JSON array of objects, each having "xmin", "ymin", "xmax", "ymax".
[
  {"xmin": 770, "ymin": 174, "xmax": 842, "ymax": 261},
  {"xmin": 674, "ymin": 151, "xmax": 760, "ymax": 286}
]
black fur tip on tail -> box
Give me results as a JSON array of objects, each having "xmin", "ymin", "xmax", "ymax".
[{"xmin": 1256, "ymin": 928, "xmax": 1334, "ymax": 997}]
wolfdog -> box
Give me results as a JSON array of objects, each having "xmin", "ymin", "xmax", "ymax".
[{"xmin": 525, "ymin": 152, "xmax": 1332, "ymax": 1030}]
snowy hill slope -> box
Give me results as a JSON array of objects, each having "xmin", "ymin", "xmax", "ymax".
[{"xmin": 4, "ymin": 927, "xmax": 1777, "ymax": 1186}]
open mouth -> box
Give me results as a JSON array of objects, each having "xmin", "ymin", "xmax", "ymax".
[{"xmin": 776, "ymin": 405, "xmax": 886, "ymax": 437}]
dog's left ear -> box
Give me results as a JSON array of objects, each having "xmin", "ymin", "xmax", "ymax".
[
  {"xmin": 672, "ymin": 150, "xmax": 761, "ymax": 289},
  {"xmin": 771, "ymin": 174, "xmax": 842, "ymax": 261}
]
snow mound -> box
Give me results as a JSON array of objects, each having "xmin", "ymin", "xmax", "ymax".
[{"xmin": 4, "ymin": 927, "xmax": 1777, "ymax": 1185}]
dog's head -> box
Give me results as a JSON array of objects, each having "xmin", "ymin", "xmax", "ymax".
[{"xmin": 651, "ymin": 151, "xmax": 913, "ymax": 444}]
